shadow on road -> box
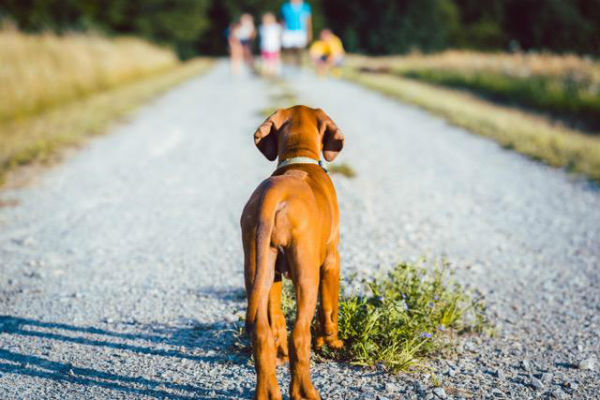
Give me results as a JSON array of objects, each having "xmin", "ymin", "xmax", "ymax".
[{"xmin": 0, "ymin": 315, "xmax": 253, "ymax": 399}]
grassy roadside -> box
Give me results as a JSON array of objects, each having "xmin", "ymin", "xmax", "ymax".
[
  {"xmin": 0, "ymin": 59, "xmax": 213, "ymax": 184},
  {"xmin": 347, "ymin": 52, "xmax": 600, "ymax": 130},
  {"xmin": 345, "ymin": 69, "xmax": 600, "ymax": 182},
  {"xmin": 1, "ymin": 29, "xmax": 179, "ymax": 122}
]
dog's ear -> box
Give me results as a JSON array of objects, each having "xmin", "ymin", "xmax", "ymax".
[
  {"xmin": 317, "ymin": 109, "xmax": 344, "ymax": 162},
  {"xmin": 254, "ymin": 110, "xmax": 286, "ymax": 161}
]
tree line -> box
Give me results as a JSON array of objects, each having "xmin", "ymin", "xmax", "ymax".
[{"xmin": 1, "ymin": 0, "xmax": 599, "ymax": 58}]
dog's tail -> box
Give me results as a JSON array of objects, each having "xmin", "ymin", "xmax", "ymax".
[{"xmin": 245, "ymin": 189, "xmax": 280, "ymax": 334}]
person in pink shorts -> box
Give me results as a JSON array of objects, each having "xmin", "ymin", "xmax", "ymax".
[{"xmin": 259, "ymin": 12, "xmax": 282, "ymax": 77}]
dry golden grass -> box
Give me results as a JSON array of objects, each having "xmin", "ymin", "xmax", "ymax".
[
  {"xmin": 0, "ymin": 59, "xmax": 213, "ymax": 184},
  {"xmin": 346, "ymin": 70, "xmax": 600, "ymax": 182},
  {"xmin": 348, "ymin": 51, "xmax": 600, "ymax": 129},
  {"xmin": 1, "ymin": 28, "xmax": 178, "ymax": 121},
  {"xmin": 348, "ymin": 51, "xmax": 600, "ymax": 84},
  {"xmin": 328, "ymin": 162, "xmax": 357, "ymax": 178}
]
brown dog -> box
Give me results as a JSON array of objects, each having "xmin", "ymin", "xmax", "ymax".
[{"xmin": 241, "ymin": 105, "xmax": 345, "ymax": 400}]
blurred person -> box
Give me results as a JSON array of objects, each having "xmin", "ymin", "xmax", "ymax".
[
  {"xmin": 237, "ymin": 13, "xmax": 256, "ymax": 72},
  {"xmin": 280, "ymin": 0, "xmax": 312, "ymax": 65},
  {"xmin": 227, "ymin": 22, "xmax": 243, "ymax": 75},
  {"xmin": 259, "ymin": 13, "xmax": 282, "ymax": 77},
  {"xmin": 309, "ymin": 28, "xmax": 345, "ymax": 75}
]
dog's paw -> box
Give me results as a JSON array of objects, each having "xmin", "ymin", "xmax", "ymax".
[
  {"xmin": 314, "ymin": 336, "xmax": 326, "ymax": 349},
  {"xmin": 290, "ymin": 381, "xmax": 321, "ymax": 400},
  {"xmin": 254, "ymin": 380, "xmax": 283, "ymax": 400},
  {"xmin": 315, "ymin": 335, "xmax": 344, "ymax": 350},
  {"xmin": 326, "ymin": 338, "xmax": 344, "ymax": 349}
]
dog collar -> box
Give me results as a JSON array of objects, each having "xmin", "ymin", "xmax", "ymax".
[{"xmin": 276, "ymin": 157, "xmax": 328, "ymax": 173}]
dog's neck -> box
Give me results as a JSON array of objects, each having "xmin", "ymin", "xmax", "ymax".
[{"xmin": 276, "ymin": 156, "xmax": 327, "ymax": 173}]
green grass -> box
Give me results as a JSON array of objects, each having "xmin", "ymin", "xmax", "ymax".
[
  {"xmin": 347, "ymin": 51, "xmax": 600, "ymax": 131},
  {"xmin": 328, "ymin": 162, "xmax": 357, "ymax": 178},
  {"xmin": 344, "ymin": 70, "xmax": 600, "ymax": 183},
  {"xmin": 0, "ymin": 59, "xmax": 213, "ymax": 185},
  {"xmin": 401, "ymin": 69, "xmax": 600, "ymax": 129},
  {"xmin": 281, "ymin": 261, "xmax": 488, "ymax": 372}
]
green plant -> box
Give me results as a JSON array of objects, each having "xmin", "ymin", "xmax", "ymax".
[{"xmin": 281, "ymin": 261, "xmax": 488, "ymax": 372}]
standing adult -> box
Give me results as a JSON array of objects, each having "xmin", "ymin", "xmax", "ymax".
[{"xmin": 280, "ymin": 0, "xmax": 312, "ymax": 65}]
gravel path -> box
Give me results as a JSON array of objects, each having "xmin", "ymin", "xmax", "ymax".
[{"xmin": 1, "ymin": 61, "xmax": 599, "ymax": 399}]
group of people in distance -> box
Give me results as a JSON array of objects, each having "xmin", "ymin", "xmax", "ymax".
[{"xmin": 227, "ymin": 0, "xmax": 345, "ymax": 77}]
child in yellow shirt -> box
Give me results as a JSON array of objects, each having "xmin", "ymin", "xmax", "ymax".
[{"xmin": 310, "ymin": 29, "xmax": 345, "ymax": 74}]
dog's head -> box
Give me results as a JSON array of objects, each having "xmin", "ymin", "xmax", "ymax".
[{"xmin": 254, "ymin": 105, "xmax": 344, "ymax": 162}]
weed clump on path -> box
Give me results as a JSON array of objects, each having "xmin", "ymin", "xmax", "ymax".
[
  {"xmin": 328, "ymin": 162, "xmax": 356, "ymax": 178},
  {"xmin": 282, "ymin": 261, "xmax": 488, "ymax": 372}
]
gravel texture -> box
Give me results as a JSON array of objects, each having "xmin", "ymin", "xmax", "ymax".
[{"xmin": 1, "ymin": 61, "xmax": 599, "ymax": 399}]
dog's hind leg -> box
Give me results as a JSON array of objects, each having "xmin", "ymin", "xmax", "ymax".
[
  {"xmin": 288, "ymin": 245, "xmax": 321, "ymax": 400},
  {"xmin": 250, "ymin": 247, "xmax": 282, "ymax": 400},
  {"xmin": 315, "ymin": 246, "xmax": 344, "ymax": 350},
  {"xmin": 243, "ymin": 225, "xmax": 281, "ymax": 400},
  {"xmin": 268, "ymin": 270, "xmax": 289, "ymax": 365}
]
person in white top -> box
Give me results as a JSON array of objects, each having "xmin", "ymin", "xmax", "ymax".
[
  {"xmin": 259, "ymin": 13, "xmax": 282, "ymax": 76},
  {"xmin": 236, "ymin": 13, "xmax": 256, "ymax": 71}
]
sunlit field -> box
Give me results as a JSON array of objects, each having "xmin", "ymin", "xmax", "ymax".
[
  {"xmin": 0, "ymin": 28, "xmax": 212, "ymax": 183},
  {"xmin": 348, "ymin": 51, "xmax": 600, "ymax": 130},
  {"xmin": 346, "ymin": 51, "xmax": 600, "ymax": 182},
  {"xmin": 0, "ymin": 28, "xmax": 178, "ymax": 121}
]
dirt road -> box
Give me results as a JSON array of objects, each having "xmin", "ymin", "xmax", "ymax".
[{"xmin": 1, "ymin": 61, "xmax": 599, "ymax": 399}]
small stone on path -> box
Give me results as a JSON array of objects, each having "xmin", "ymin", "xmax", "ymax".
[
  {"xmin": 433, "ymin": 387, "xmax": 447, "ymax": 399},
  {"xmin": 578, "ymin": 358, "xmax": 596, "ymax": 371}
]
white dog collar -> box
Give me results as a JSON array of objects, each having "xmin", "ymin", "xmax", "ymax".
[{"xmin": 276, "ymin": 157, "xmax": 328, "ymax": 173}]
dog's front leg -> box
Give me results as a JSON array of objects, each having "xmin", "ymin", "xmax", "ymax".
[{"xmin": 316, "ymin": 247, "xmax": 344, "ymax": 350}]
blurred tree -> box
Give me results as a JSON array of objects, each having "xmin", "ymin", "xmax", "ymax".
[
  {"xmin": 453, "ymin": 0, "xmax": 506, "ymax": 49},
  {"xmin": 0, "ymin": 0, "xmax": 599, "ymax": 56},
  {"xmin": 504, "ymin": 0, "xmax": 595, "ymax": 54},
  {"xmin": 0, "ymin": 0, "xmax": 211, "ymax": 58},
  {"xmin": 322, "ymin": 0, "xmax": 460, "ymax": 54},
  {"xmin": 129, "ymin": 0, "xmax": 212, "ymax": 59}
]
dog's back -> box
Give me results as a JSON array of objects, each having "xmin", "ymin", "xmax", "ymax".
[{"xmin": 241, "ymin": 164, "xmax": 339, "ymax": 256}]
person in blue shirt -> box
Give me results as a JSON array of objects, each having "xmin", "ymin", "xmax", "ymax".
[{"xmin": 280, "ymin": 0, "xmax": 312, "ymax": 65}]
